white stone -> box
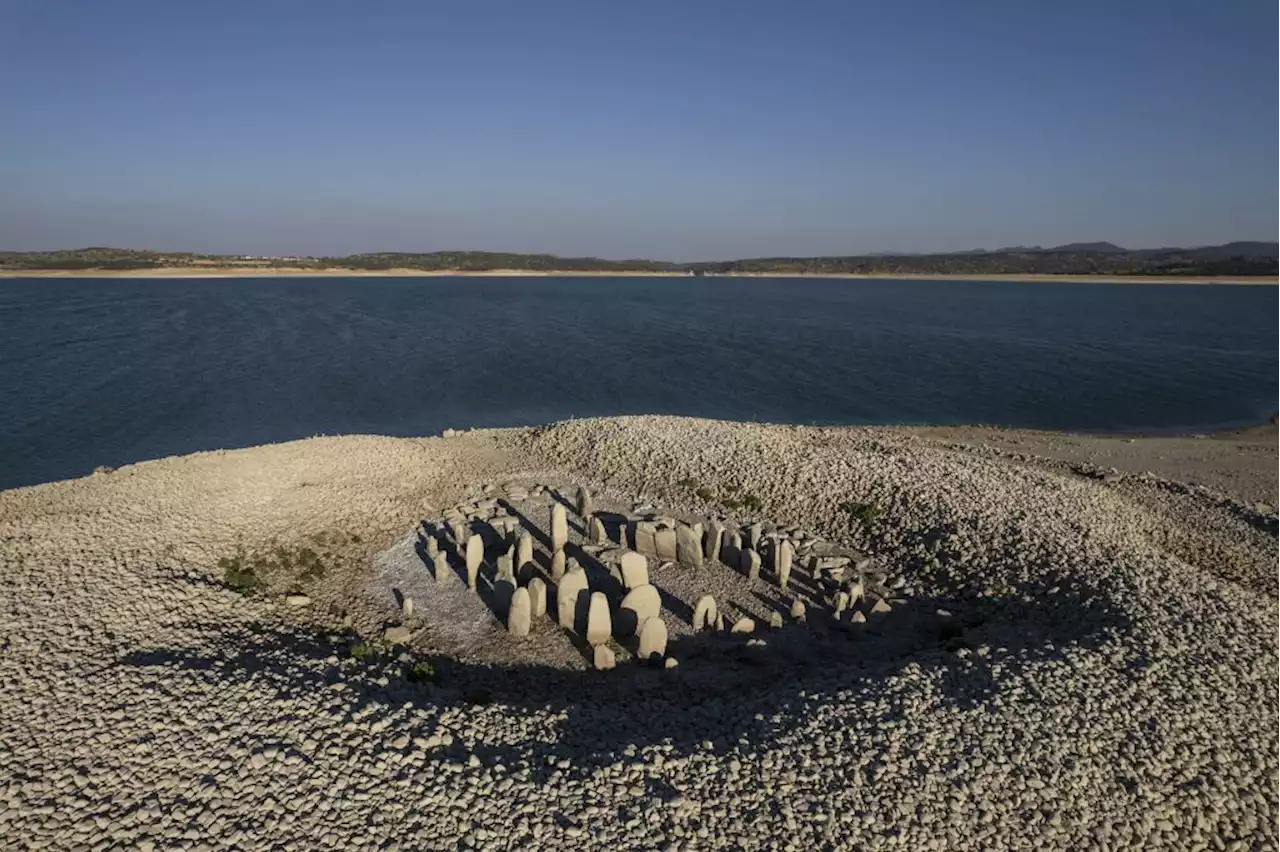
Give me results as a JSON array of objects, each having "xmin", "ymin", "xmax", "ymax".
[
  {"xmin": 790, "ymin": 600, "xmax": 807, "ymax": 622},
  {"xmin": 550, "ymin": 550, "xmax": 566, "ymax": 581},
  {"xmin": 676, "ymin": 523, "xmax": 703, "ymax": 568},
  {"xmin": 507, "ymin": 587, "xmax": 531, "ymax": 637},
  {"xmin": 550, "ymin": 504, "xmax": 568, "ymax": 552},
  {"xmin": 638, "ymin": 617, "xmax": 668, "ymax": 660},
  {"xmin": 730, "ymin": 617, "xmax": 755, "ymax": 634},
  {"xmin": 527, "ymin": 577, "xmax": 547, "ymax": 618},
  {"xmin": 285, "ymin": 595, "xmax": 311, "ymax": 607},
  {"xmin": 740, "ymin": 548, "xmax": 761, "ymax": 581},
  {"xmin": 619, "ymin": 551, "xmax": 649, "ymax": 589},
  {"xmin": 586, "ymin": 592, "xmax": 611, "ymax": 645},
  {"xmin": 693, "ymin": 595, "xmax": 718, "ymax": 631},
  {"xmin": 576, "ymin": 486, "xmax": 593, "ymax": 518},
  {"xmin": 516, "ymin": 533, "xmax": 533, "ymax": 571},
  {"xmin": 432, "ymin": 550, "xmax": 450, "ymax": 584},
  {"xmin": 557, "ymin": 569, "xmax": 589, "ymax": 631},
  {"xmin": 619, "ymin": 584, "xmax": 661, "ymax": 635},
  {"xmin": 464, "ymin": 535, "xmax": 483, "ymax": 591},
  {"xmin": 747, "ymin": 522, "xmax": 762, "ymax": 550},
  {"xmin": 588, "ymin": 516, "xmax": 607, "ymax": 545},
  {"xmin": 777, "ymin": 540, "xmax": 794, "ymax": 590},
  {"xmin": 704, "ymin": 521, "xmax": 724, "ymax": 562},
  {"xmin": 593, "ymin": 644, "xmax": 616, "ymax": 670}
]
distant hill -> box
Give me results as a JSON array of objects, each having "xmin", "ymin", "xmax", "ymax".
[{"xmin": 0, "ymin": 241, "xmax": 1275, "ymax": 277}]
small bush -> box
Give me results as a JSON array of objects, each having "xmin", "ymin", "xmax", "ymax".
[
  {"xmin": 694, "ymin": 487, "xmax": 714, "ymax": 501},
  {"xmin": 349, "ymin": 643, "xmax": 374, "ymax": 661},
  {"xmin": 840, "ymin": 501, "xmax": 882, "ymax": 528},
  {"xmin": 407, "ymin": 661, "xmax": 438, "ymax": 683},
  {"xmin": 677, "ymin": 477, "xmax": 698, "ymax": 490},
  {"xmin": 722, "ymin": 497, "xmax": 741, "ymax": 510},
  {"xmin": 220, "ymin": 552, "xmax": 265, "ymax": 595},
  {"xmin": 741, "ymin": 494, "xmax": 764, "ymax": 512}
]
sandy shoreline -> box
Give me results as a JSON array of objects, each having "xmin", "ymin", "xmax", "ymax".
[
  {"xmin": 1, "ymin": 416, "xmax": 1275, "ymax": 849},
  {"xmin": 1, "ymin": 266, "xmax": 1276, "ymax": 284}
]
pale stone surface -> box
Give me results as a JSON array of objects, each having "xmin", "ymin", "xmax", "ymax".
[
  {"xmin": 464, "ymin": 535, "xmax": 483, "ymax": 591},
  {"xmin": 768, "ymin": 611, "xmax": 784, "ymax": 628},
  {"xmin": 676, "ymin": 523, "xmax": 703, "ymax": 568},
  {"xmin": 619, "ymin": 551, "xmax": 649, "ymax": 590},
  {"xmin": 432, "ymin": 550, "xmax": 450, "ymax": 584},
  {"xmin": 834, "ymin": 591, "xmax": 849, "ymax": 619},
  {"xmin": 619, "ymin": 584, "xmax": 661, "ymax": 635},
  {"xmin": 790, "ymin": 599, "xmax": 807, "ymax": 622},
  {"xmin": 285, "ymin": 594, "xmax": 311, "ymax": 607},
  {"xmin": 655, "ymin": 527, "xmax": 678, "ymax": 561},
  {"xmin": 425, "ymin": 536, "xmax": 439, "ymax": 557},
  {"xmin": 777, "ymin": 539, "xmax": 794, "ymax": 590},
  {"xmin": 693, "ymin": 595, "xmax": 717, "ymax": 631},
  {"xmin": 516, "ymin": 533, "xmax": 533, "ymax": 570},
  {"xmin": 384, "ymin": 625, "xmax": 412, "ymax": 644},
  {"xmin": 664, "ymin": 657, "xmax": 679, "ymax": 669},
  {"xmin": 747, "ymin": 522, "xmax": 763, "ymax": 551},
  {"xmin": 575, "ymin": 485, "xmax": 593, "ymax": 518},
  {"xmin": 550, "ymin": 504, "xmax": 568, "ymax": 552},
  {"xmin": 848, "ymin": 579, "xmax": 865, "ymax": 606},
  {"xmin": 450, "ymin": 521, "xmax": 467, "ymax": 548},
  {"xmin": 725, "ymin": 531, "xmax": 742, "ymax": 551},
  {"xmin": 527, "ymin": 577, "xmax": 547, "ymax": 618},
  {"xmin": 586, "ymin": 592, "xmax": 611, "ymax": 645},
  {"xmin": 507, "ymin": 587, "xmax": 531, "ymax": 637},
  {"xmin": 401, "ymin": 596, "xmax": 414, "ymax": 617},
  {"xmin": 850, "ymin": 609, "xmax": 867, "ymax": 625},
  {"xmin": 550, "ymin": 549, "xmax": 566, "ymax": 581},
  {"xmin": 871, "ymin": 598, "xmax": 892, "ymax": 614},
  {"xmin": 731, "ymin": 617, "xmax": 756, "ymax": 634},
  {"xmin": 556, "ymin": 569, "xmax": 589, "ymax": 631},
  {"xmin": 638, "ymin": 617, "xmax": 668, "ymax": 660},
  {"xmin": 593, "ymin": 644, "xmax": 616, "ymax": 670},
  {"xmin": 588, "ymin": 516, "xmax": 607, "ymax": 545},
  {"xmin": 740, "ymin": 548, "xmax": 761, "ymax": 581},
  {"xmin": 704, "ymin": 521, "xmax": 724, "ymax": 562},
  {"xmin": 634, "ymin": 521, "xmax": 657, "ymax": 555}
]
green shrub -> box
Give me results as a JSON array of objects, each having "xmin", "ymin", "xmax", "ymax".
[
  {"xmin": 840, "ymin": 501, "xmax": 882, "ymax": 528},
  {"xmin": 349, "ymin": 643, "xmax": 374, "ymax": 661},
  {"xmin": 219, "ymin": 552, "xmax": 265, "ymax": 595},
  {"xmin": 694, "ymin": 487, "xmax": 714, "ymax": 501},
  {"xmin": 407, "ymin": 661, "xmax": 438, "ymax": 683},
  {"xmin": 741, "ymin": 494, "xmax": 764, "ymax": 512}
]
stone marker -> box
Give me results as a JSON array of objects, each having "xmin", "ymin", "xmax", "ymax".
[
  {"xmin": 464, "ymin": 536, "xmax": 483, "ymax": 591},
  {"xmin": 638, "ymin": 617, "xmax": 668, "ymax": 660},
  {"xmin": 676, "ymin": 523, "xmax": 703, "ymax": 568},
  {"xmin": 654, "ymin": 527, "xmax": 678, "ymax": 561},
  {"xmin": 715, "ymin": 613, "xmax": 725, "ymax": 632},
  {"xmin": 588, "ymin": 516, "xmax": 607, "ymax": 545},
  {"xmin": 550, "ymin": 504, "xmax": 568, "ymax": 552},
  {"xmin": 731, "ymin": 617, "xmax": 755, "ymax": 634},
  {"xmin": 790, "ymin": 600, "xmax": 807, "ymax": 623},
  {"xmin": 425, "ymin": 536, "xmax": 439, "ymax": 557},
  {"xmin": 777, "ymin": 540, "xmax": 794, "ymax": 590},
  {"xmin": 740, "ymin": 548, "xmax": 761, "ymax": 581},
  {"xmin": 768, "ymin": 611, "xmax": 783, "ymax": 629},
  {"xmin": 450, "ymin": 521, "xmax": 467, "ymax": 548},
  {"xmin": 833, "ymin": 591, "xmax": 850, "ymax": 620},
  {"xmin": 619, "ymin": 551, "xmax": 649, "ymax": 590},
  {"xmin": 285, "ymin": 594, "xmax": 311, "ymax": 607},
  {"xmin": 619, "ymin": 584, "xmax": 661, "ymax": 636},
  {"xmin": 586, "ymin": 592, "xmax": 612, "ymax": 645},
  {"xmin": 575, "ymin": 486, "xmax": 593, "ymax": 518},
  {"xmin": 871, "ymin": 598, "xmax": 892, "ymax": 615},
  {"xmin": 847, "ymin": 579, "xmax": 865, "ymax": 606},
  {"xmin": 384, "ymin": 625, "xmax": 412, "ymax": 644},
  {"xmin": 593, "ymin": 644, "xmax": 616, "ymax": 671},
  {"xmin": 664, "ymin": 657, "xmax": 679, "ymax": 670},
  {"xmin": 704, "ymin": 521, "xmax": 724, "ymax": 563},
  {"xmin": 550, "ymin": 550, "xmax": 566, "ymax": 582},
  {"xmin": 634, "ymin": 521, "xmax": 658, "ymax": 555},
  {"xmin": 528, "ymin": 577, "xmax": 547, "ymax": 618},
  {"xmin": 693, "ymin": 595, "xmax": 718, "ymax": 631},
  {"xmin": 507, "ymin": 587, "xmax": 531, "ymax": 637},
  {"xmin": 557, "ymin": 568, "xmax": 589, "ymax": 631},
  {"xmin": 747, "ymin": 522, "xmax": 763, "ymax": 551},
  {"xmin": 516, "ymin": 533, "xmax": 533, "ymax": 571},
  {"xmin": 402, "ymin": 596, "xmax": 415, "ymax": 617},
  {"xmin": 432, "ymin": 550, "xmax": 450, "ymax": 584}
]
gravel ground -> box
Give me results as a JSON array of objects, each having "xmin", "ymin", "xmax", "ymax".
[{"xmin": 0, "ymin": 416, "xmax": 1275, "ymax": 851}]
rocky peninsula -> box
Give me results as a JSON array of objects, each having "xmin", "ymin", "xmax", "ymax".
[{"xmin": 0, "ymin": 416, "xmax": 1275, "ymax": 850}]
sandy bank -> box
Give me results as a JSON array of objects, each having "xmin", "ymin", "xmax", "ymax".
[
  {"xmin": 2, "ymin": 266, "xmax": 1276, "ymax": 284},
  {"xmin": 0, "ymin": 416, "xmax": 1275, "ymax": 849}
]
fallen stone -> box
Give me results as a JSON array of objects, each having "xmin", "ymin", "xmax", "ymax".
[
  {"xmin": 401, "ymin": 596, "xmax": 414, "ymax": 617},
  {"xmin": 731, "ymin": 617, "xmax": 755, "ymax": 634},
  {"xmin": 619, "ymin": 551, "xmax": 649, "ymax": 590},
  {"xmin": 871, "ymin": 598, "xmax": 892, "ymax": 614},
  {"xmin": 285, "ymin": 595, "xmax": 311, "ymax": 607},
  {"xmin": 638, "ymin": 617, "xmax": 668, "ymax": 660},
  {"xmin": 384, "ymin": 626, "xmax": 412, "ymax": 644},
  {"xmin": 593, "ymin": 644, "xmax": 616, "ymax": 670},
  {"xmin": 676, "ymin": 523, "xmax": 703, "ymax": 568},
  {"xmin": 586, "ymin": 592, "xmax": 612, "ymax": 645},
  {"xmin": 507, "ymin": 587, "xmax": 531, "ymax": 637},
  {"xmin": 693, "ymin": 595, "xmax": 718, "ymax": 631},
  {"xmin": 664, "ymin": 657, "xmax": 679, "ymax": 670}
]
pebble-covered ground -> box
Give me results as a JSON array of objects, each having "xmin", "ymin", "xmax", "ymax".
[{"xmin": 0, "ymin": 416, "xmax": 1275, "ymax": 851}]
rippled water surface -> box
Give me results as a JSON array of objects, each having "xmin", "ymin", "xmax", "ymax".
[{"xmin": 1, "ymin": 276, "xmax": 1275, "ymax": 488}]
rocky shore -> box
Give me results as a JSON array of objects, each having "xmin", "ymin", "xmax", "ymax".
[{"xmin": 0, "ymin": 416, "xmax": 1275, "ymax": 850}]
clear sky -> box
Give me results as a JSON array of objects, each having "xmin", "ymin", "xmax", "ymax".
[{"xmin": 2, "ymin": 0, "xmax": 1275, "ymax": 260}]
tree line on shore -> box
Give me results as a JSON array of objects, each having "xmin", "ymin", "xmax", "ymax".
[{"xmin": 1, "ymin": 244, "xmax": 1275, "ymax": 276}]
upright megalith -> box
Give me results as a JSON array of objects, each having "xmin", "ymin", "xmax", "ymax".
[
  {"xmin": 638, "ymin": 617, "xmax": 668, "ymax": 661},
  {"xmin": 768, "ymin": 611, "xmax": 784, "ymax": 629},
  {"xmin": 425, "ymin": 536, "xmax": 439, "ymax": 557},
  {"xmin": 634, "ymin": 521, "xmax": 658, "ymax": 555},
  {"xmin": 588, "ymin": 516, "xmax": 607, "ymax": 545},
  {"xmin": 777, "ymin": 539, "xmax": 794, "ymax": 590},
  {"xmin": 507, "ymin": 587, "xmax": 531, "ymax": 637},
  {"xmin": 550, "ymin": 503, "xmax": 568, "ymax": 552},
  {"xmin": 516, "ymin": 533, "xmax": 533, "ymax": 572},
  {"xmin": 731, "ymin": 617, "xmax": 755, "ymax": 634},
  {"xmin": 450, "ymin": 521, "xmax": 467, "ymax": 549},
  {"xmin": 693, "ymin": 595, "xmax": 718, "ymax": 631},
  {"xmin": 740, "ymin": 548, "xmax": 761, "ymax": 581},
  {"xmin": 593, "ymin": 644, "xmax": 616, "ymax": 671},
  {"xmin": 703, "ymin": 521, "xmax": 724, "ymax": 563},
  {"xmin": 550, "ymin": 550, "xmax": 567, "ymax": 582},
  {"xmin": 528, "ymin": 577, "xmax": 547, "ymax": 618},
  {"xmin": 790, "ymin": 599, "xmax": 807, "ymax": 623},
  {"xmin": 833, "ymin": 590, "xmax": 850, "ymax": 620},
  {"xmin": 654, "ymin": 527, "xmax": 678, "ymax": 562},
  {"xmin": 676, "ymin": 523, "xmax": 703, "ymax": 568},
  {"xmin": 575, "ymin": 486, "xmax": 593, "ymax": 518},
  {"xmin": 619, "ymin": 551, "xmax": 649, "ymax": 590},
  {"xmin": 464, "ymin": 535, "xmax": 483, "ymax": 591},
  {"xmin": 747, "ymin": 522, "xmax": 763, "ymax": 551},
  {"xmin": 586, "ymin": 592, "xmax": 612, "ymax": 646},
  {"xmin": 619, "ymin": 584, "xmax": 661, "ymax": 636},
  {"xmin": 557, "ymin": 568, "xmax": 589, "ymax": 631},
  {"xmin": 432, "ymin": 550, "xmax": 451, "ymax": 584}
]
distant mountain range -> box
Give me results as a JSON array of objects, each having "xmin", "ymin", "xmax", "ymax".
[{"xmin": 0, "ymin": 241, "xmax": 1276, "ymax": 277}]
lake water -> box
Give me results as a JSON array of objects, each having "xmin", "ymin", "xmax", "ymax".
[{"xmin": 0, "ymin": 276, "xmax": 1275, "ymax": 489}]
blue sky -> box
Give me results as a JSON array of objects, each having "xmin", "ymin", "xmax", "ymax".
[{"xmin": 1, "ymin": 0, "xmax": 1275, "ymax": 259}]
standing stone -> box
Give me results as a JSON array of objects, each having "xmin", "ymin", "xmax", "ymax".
[
  {"xmin": 586, "ymin": 592, "xmax": 612, "ymax": 646},
  {"xmin": 730, "ymin": 617, "xmax": 755, "ymax": 634},
  {"xmin": 464, "ymin": 536, "xmax": 483, "ymax": 591},
  {"xmin": 516, "ymin": 533, "xmax": 533, "ymax": 571},
  {"xmin": 588, "ymin": 516, "xmax": 607, "ymax": 545},
  {"xmin": 638, "ymin": 617, "xmax": 668, "ymax": 661},
  {"xmin": 593, "ymin": 644, "xmax": 616, "ymax": 671},
  {"xmin": 528, "ymin": 577, "xmax": 547, "ymax": 618},
  {"xmin": 703, "ymin": 521, "xmax": 724, "ymax": 563},
  {"xmin": 619, "ymin": 584, "xmax": 661, "ymax": 636},
  {"xmin": 768, "ymin": 611, "xmax": 784, "ymax": 629},
  {"xmin": 619, "ymin": 551, "xmax": 649, "ymax": 590},
  {"xmin": 450, "ymin": 521, "xmax": 467, "ymax": 549},
  {"xmin": 557, "ymin": 568, "xmax": 589, "ymax": 631},
  {"xmin": 833, "ymin": 591, "xmax": 850, "ymax": 620},
  {"xmin": 790, "ymin": 599, "xmax": 807, "ymax": 623},
  {"xmin": 847, "ymin": 579, "xmax": 865, "ymax": 606},
  {"xmin": 550, "ymin": 504, "xmax": 568, "ymax": 552},
  {"xmin": 725, "ymin": 531, "xmax": 742, "ymax": 553},
  {"xmin": 575, "ymin": 486, "xmax": 593, "ymax": 518},
  {"xmin": 550, "ymin": 550, "xmax": 567, "ymax": 582},
  {"xmin": 507, "ymin": 587, "xmax": 531, "ymax": 637},
  {"xmin": 693, "ymin": 595, "xmax": 718, "ymax": 631},
  {"xmin": 425, "ymin": 536, "xmax": 439, "ymax": 557},
  {"xmin": 777, "ymin": 541, "xmax": 793, "ymax": 591},
  {"xmin": 402, "ymin": 597, "xmax": 415, "ymax": 618},
  {"xmin": 740, "ymin": 548, "xmax": 761, "ymax": 581},
  {"xmin": 634, "ymin": 522, "xmax": 658, "ymax": 555},
  {"xmin": 747, "ymin": 522, "xmax": 762, "ymax": 551},
  {"xmin": 676, "ymin": 523, "xmax": 703, "ymax": 568},
  {"xmin": 497, "ymin": 547, "xmax": 514, "ymax": 577},
  {"xmin": 432, "ymin": 550, "xmax": 451, "ymax": 584},
  {"xmin": 871, "ymin": 598, "xmax": 892, "ymax": 615},
  {"xmin": 654, "ymin": 528, "xmax": 678, "ymax": 561},
  {"xmin": 850, "ymin": 610, "xmax": 867, "ymax": 632}
]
